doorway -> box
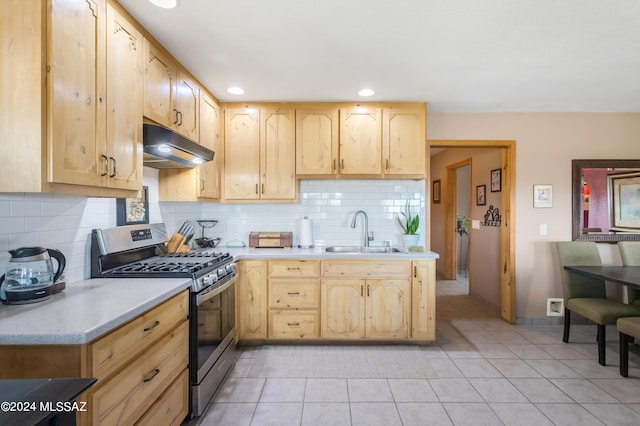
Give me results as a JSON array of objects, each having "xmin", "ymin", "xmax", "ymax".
[{"xmin": 429, "ymin": 140, "xmax": 516, "ymax": 324}]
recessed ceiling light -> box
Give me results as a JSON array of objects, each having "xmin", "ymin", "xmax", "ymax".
[
  {"xmin": 358, "ymin": 89, "xmax": 375, "ymax": 97},
  {"xmin": 227, "ymin": 87, "xmax": 245, "ymax": 95},
  {"xmin": 148, "ymin": 0, "xmax": 179, "ymax": 9}
]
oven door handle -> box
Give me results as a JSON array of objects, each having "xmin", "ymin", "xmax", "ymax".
[{"xmin": 196, "ymin": 273, "xmax": 237, "ymax": 305}]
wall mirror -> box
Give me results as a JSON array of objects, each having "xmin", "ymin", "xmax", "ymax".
[{"xmin": 572, "ymin": 159, "xmax": 640, "ymax": 242}]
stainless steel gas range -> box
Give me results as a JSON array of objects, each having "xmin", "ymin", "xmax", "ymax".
[{"xmin": 90, "ymin": 223, "xmax": 237, "ymax": 418}]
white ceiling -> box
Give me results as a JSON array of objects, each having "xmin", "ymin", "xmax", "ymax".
[{"xmin": 118, "ymin": 0, "xmax": 640, "ymax": 112}]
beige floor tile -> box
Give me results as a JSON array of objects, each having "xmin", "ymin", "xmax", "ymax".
[
  {"xmin": 304, "ymin": 378, "xmax": 349, "ymax": 402},
  {"xmin": 582, "ymin": 403, "xmax": 640, "ymax": 426},
  {"xmin": 453, "ymin": 359, "xmax": 503, "ymax": 378},
  {"xmin": 468, "ymin": 378, "xmax": 528, "ymax": 403},
  {"xmin": 196, "ymin": 402, "xmax": 256, "ymax": 426},
  {"xmin": 214, "ymin": 378, "xmax": 265, "ymax": 403},
  {"xmin": 429, "ymin": 378, "xmax": 483, "ymax": 402},
  {"xmin": 250, "ymin": 402, "xmax": 303, "ymax": 426},
  {"xmin": 535, "ymin": 403, "xmax": 605, "ymax": 426},
  {"xmin": 488, "ymin": 359, "xmax": 542, "ymax": 378},
  {"xmin": 525, "ymin": 359, "xmax": 584, "ymax": 378},
  {"xmin": 442, "ymin": 402, "xmax": 503, "ymax": 426},
  {"xmin": 301, "ymin": 403, "xmax": 351, "ymax": 426},
  {"xmin": 509, "ymin": 378, "xmax": 574, "ymax": 403},
  {"xmin": 350, "ymin": 402, "xmax": 402, "ymax": 426},
  {"xmin": 388, "ymin": 378, "xmax": 438, "ymax": 402},
  {"xmin": 589, "ymin": 378, "xmax": 640, "ymax": 403},
  {"xmin": 347, "ymin": 378, "xmax": 394, "ymax": 402},
  {"xmin": 550, "ymin": 378, "xmax": 619, "ymax": 403},
  {"xmin": 489, "ymin": 402, "xmax": 554, "ymax": 426},
  {"xmin": 259, "ymin": 378, "xmax": 306, "ymax": 402},
  {"xmin": 396, "ymin": 402, "xmax": 453, "ymax": 426}
]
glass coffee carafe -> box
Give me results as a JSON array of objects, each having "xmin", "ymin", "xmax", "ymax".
[{"xmin": 0, "ymin": 247, "xmax": 66, "ymax": 304}]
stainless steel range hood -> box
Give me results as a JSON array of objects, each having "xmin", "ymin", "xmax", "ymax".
[{"xmin": 143, "ymin": 124, "xmax": 214, "ymax": 169}]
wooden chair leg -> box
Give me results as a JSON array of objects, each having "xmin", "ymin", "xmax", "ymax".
[
  {"xmin": 597, "ymin": 324, "xmax": 606, "ymax": 366},
  {"xmin": 563, "ymin": 307, "xmax": 570, "ymax": 343},
  {"xmin": 620, "ymin": 332, "xmax": 630, "ymax": 377}
]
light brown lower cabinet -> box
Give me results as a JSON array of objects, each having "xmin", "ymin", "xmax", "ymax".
[
  {"xmin": 0, "ymin": 290, "xmax": 190, "ymax": 426},
  {"xmin": 236, "ymin": 258, "xmax": 436, "ymax": 343}
]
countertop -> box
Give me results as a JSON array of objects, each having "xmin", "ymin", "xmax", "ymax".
[
  {"xmin": 228, "ymin": 246, "xmax": 440, "ymax": 260},
  {"xmin": 0, "ymin": 278, "xmax": 190, "ymax": 345}
]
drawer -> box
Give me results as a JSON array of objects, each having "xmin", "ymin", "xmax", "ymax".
[
  {"xmin": 89, "ymin": 290, "xmax": 189, "ymax": 381},
  {"xmin": 136, "ymin": 369, "xmax": 189, "ymax": 426},
  {"xmin": 90, "ymin": 321, "xmax": 189, "ymax": 426},
  {"xmin": 269, "ymin": 260, "xmax": 319, "ymax": 277},
  {"xmin": 268, "ymin": 310, "xmax": 318, "ymax": 339},
  {"xmin": 268, "ymin": 279, "xmax": 319, "ymax": 309},
  {"xmin": 321, "ymin": 260, "xmax": 410, "ymax": 278}
]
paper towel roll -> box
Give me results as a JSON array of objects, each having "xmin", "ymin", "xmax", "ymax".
[{"xmin": 298, "ymin": 216, "xmax": 314, "ymax": 248}]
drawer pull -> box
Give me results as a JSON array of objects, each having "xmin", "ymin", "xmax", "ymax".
[
  {"xmin": 287, "ymin": 322, "xmax": 300, "ymax": 327},
  {"xmin": 286, "ymin": 267, "xmax": 301, "ymax": 271},
  {"xmin": 143, "ymin": 321, "xmax": 160, "ymax": 332},
  {"xmin": 287, "ymin": 292, "xmax": 300, "ymax": 295},
  {"xmin": 143, "ymin": 368, "xmax": 160, "ymax": 383},
  {"xmin": 414, "ymin": 266, "xmax": 417, "ymax": 278}
]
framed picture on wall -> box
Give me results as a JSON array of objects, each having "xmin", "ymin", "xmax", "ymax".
[
  {"xmin": 432, "ymin": 180, "xmax": 441, "ymax": 204},
  {"xmin": 491, "ymin": 168, "xmax": 502, "ymax": 192},
  {"xmin": 116, "ymin": 186, "xmax": 149, "ymax": 226},
  {"xmin": 609, "ymin": 172, "xmax": 640, "ymax": 231},
  {"xmin": 476, "ymin": 185, "xmax": 486, "ymax": 206},
  {"xmin": 533, "ymin": 184, "xmax": 553, "ymax": 208}
]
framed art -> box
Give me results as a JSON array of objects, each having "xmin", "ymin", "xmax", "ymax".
[
  {"xmin": 609, "ymin": 172, "xmax": 640, "ymax": 232},
  {"xmin": 432, "ymin": 179, "xmax": 441, "ymax": 204},
  {"xmin": 116, "ymin": 186, "xmax": 149, "ymax": 226},
  {"xmin": 491, "ymin": 168, "xmax": 502, "ymax": 192},
  {"xmin": 533, "ymin": 184, "xmax": 553, "ymax": 208},
  {"xmin": 476, "ymin": 185, "xmax": 486, "ymax": 206}
]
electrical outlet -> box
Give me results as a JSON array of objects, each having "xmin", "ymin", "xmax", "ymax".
[
  {"xmin": 472, "ymin": 220, "xmax": 481, "ymax": 230},
  {"xmin": 540, "ymin": 224, "xmax": 548, "ymax": 235}
]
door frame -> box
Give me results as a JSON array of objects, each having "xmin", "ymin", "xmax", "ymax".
[{"xmin": 429, "ymin": 140, "xmax": 516, "ymax": 324}]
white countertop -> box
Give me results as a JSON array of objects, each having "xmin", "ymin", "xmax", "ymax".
[
  {"xmin": 0, "ymin": 278, "xmax": 191, "ymax": 345},
  {"xmin": 228, "ymin": 246, "xmax": 440, "ymax": 259}
]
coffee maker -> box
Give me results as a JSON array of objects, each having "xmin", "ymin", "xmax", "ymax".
[{"xmin": 0, "ymin": 247, "xmax": 66, "ymax": 304}]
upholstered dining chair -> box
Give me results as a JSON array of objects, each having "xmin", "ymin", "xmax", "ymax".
[
  {"xmin": 617, "ymin": 316, "xmax": 640, "ymax": 376},
  {"xmin": 556, "ymin": 241, "xmax": 640, "ymax": 365},
  {"xmin": 618, "ymin": 241, "xmax": 640, "ymax": 306}
]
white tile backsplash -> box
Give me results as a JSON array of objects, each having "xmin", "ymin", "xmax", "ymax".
[{"xmin": 0, "ymin": 174, "xmax": 425, "ymax": 284}]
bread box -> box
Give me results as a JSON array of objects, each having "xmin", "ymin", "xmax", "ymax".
[{"xmin": 249, "ymin": 232, "xmax": 292, "ymax": 248}]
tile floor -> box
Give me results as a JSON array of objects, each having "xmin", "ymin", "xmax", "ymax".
[{"xmin": 194, "ymin": 278, "xmax": 640, "ymax": 425}]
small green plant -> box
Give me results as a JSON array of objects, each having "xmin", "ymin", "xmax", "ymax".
[
  {"xmin": 456, "ymin": 214, "xmax": 470, "ymax": 236},
  {"xmin": 396, "ymin": 201, "xmax": 420, "ymax": 235}
]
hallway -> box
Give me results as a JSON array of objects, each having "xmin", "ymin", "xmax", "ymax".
[{"xmin": 195, "ymin": 278, "xmax": 640, "ymax": 425}]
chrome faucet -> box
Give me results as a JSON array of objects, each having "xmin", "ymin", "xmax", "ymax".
[{"xmin": 351, "ymin": 210, "xmax": 374, "ymax": 247}]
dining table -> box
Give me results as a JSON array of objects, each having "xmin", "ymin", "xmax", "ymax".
[{"xmin": 564, "ymin": 265, "xmax": 640, "ymax": 291}]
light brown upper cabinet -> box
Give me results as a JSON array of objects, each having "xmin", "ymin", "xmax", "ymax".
[
  {"xmin": 174, "ymin": 71, "xmax": 200, "ymax": 141},
  {"xmin": 197, "ymin": 92, "xmax": 221, "ymax": 199},
  {"xmin": 223, "ymin": 105, "xmax": 296, "ymax": 201},
  {"xmin": 0, "ymin": 0, "xmax": 142, "ymax": 196},
  {"xmin": 383, "ymin": 107, "xmax": 426, "ymax": 175},
  {"xmin": 295, "ymin": 103, "xmax": 426, "ymax": 179},
  {"xmin": 296, "ymin": 108, "xmax": 339, "ymax": 175},
  {"xmin": 143, "ymin": 38, "xmax": 199, "ymax": 141},
  {"xmin": 339, "ymin": 106, "xmax": 383, "ymax": 175},
  {"xmin": 143, "ymin": 39, "xmax": 177, "ymax": 130},
  {"xmin": 105, "ymin": 3, "xmax": 144, "ymax": 191}
]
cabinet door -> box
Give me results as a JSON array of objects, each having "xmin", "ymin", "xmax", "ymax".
[
  {"xmin": 105, "ymin": 4, "xmax": 143, "ymax": 190},
  {"xmin": 296, "ymin": 108, "xmax": 339, "ymax": 175},
  {"xmin": 339, "ymin": 107, "xmax": 382, "ymax": 175},
  {"xmin": 198, "ymin": 92, "xmax": 221, "ymax": 198},
  {"xmin": 411, "ymin": 260, "xmax": 436, "ymax": 340},
  {"xmin": 224, "ymin": 107, "xmax": 260, "ymax": 199},
  {"xmin": 261, "ymin": 107, "xmax": 296, "ymax": 199},
  {"xmin": 238, "ymin": 260, "xmax": 267, "ymax": 339},
  {"xmin": 383, "ymin": 107, "xmax": 425, "ymax": 175},
  {"xmin": 365, "ymin": 279, "xmax": 410, "ymax": 339},
  {"xmin": 143, "ymin": 38, "xmax": 177, "ymax": 128},
  {"xmin": 48, "ymin": 0, "xmax": 107, "ymax": 187},
  {"xmin": 175, "ymin": 70, "xmax": 199, "ymax": 141},
  {"xmin": 321, "ymin": 279, "xmax": 364, "ymax": 339}
]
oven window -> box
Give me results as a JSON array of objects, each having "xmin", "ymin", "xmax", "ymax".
[{"xmin": 196, "ymin": 284, "xmax": 235, "ymax": 371}]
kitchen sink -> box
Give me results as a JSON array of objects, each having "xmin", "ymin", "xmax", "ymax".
[{"xmin": 325, "ymin": 246, "xmax": 405, "ymax": 254}]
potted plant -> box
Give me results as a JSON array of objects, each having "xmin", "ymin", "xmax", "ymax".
[
  {"xmin": 456, "ymin": 214, "xmax": 470, "ymax": 276},
  {"xmin": 396, "ymin": 201, "xmax": 420, "ymax": 248}
]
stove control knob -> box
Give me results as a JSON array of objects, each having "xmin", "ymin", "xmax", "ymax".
[
  {"xmin": 226, "ymin": 263, "xmax": 236, "ymax": 273},
  {"xmin": 203, "ymin": 275, "xmax": 213, "ymax": 286}
]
